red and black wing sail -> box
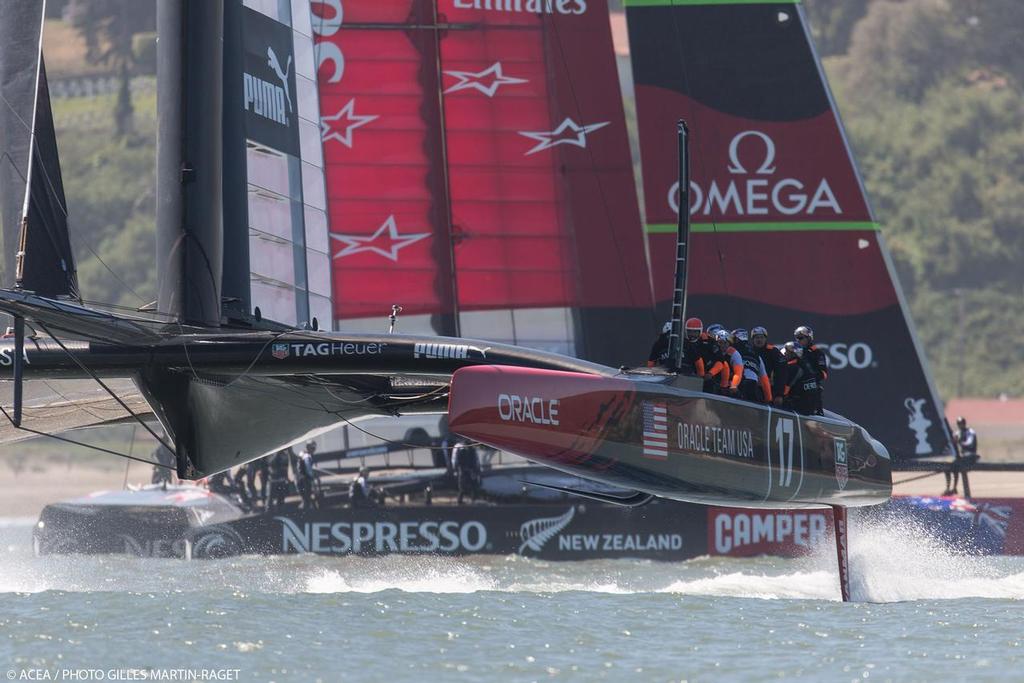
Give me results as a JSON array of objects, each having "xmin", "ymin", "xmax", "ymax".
[
  {"xmin": 314, "ymin": 0, "xmax": 654, "ymax": 364},
  {"xmin": 625, "ymin": 0, "xmax": 950, "ymax": 460}
]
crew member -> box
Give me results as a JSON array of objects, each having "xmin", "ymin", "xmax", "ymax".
[
  {"xmin": 681, "ymin": 317, "xmax": 713, "ymax": 377},
  {"xmin": 776, "ymin": 343, "xmax": 823, "ymax": 415},
  {"xmin": 268, "ymin": 448, "xmax": 291, "ymax": 510},
  {"xmin": 700, "ymin": 324, "xmax": 726, "ymax": 392},
  {"xmin": 150, "ymin": 442, "xmax": 175, "ymax": 486},
  {"xmin": 751, "ymin": 326, "xmax": 783, "ymax": 397},
  {"xmin": 435, "ymin": 417, "xmax": 453, "ymax": 469},
  {"xmin": 706, "ymin": 329, "xmax": 743, "ymax": 395},
  {"xmin": 208, "ymin": 470, "xmax": 234, "ymax": 495},
  {"xmin": 944, "ymin": 416, "xmax": 980, "ymax": 496},
  {"xmin": 451, "ymin": 438, "xmax": 482, "ymax": 505},
  {"xmin": 246, "ymin": 456, "xmax": 270, "ymax": 506},
  {"xmin": 297, "ymin": 441, "xmax": 319, "ymax": 509},
  {"xmin": 731, "ymin": 328, "xmax": 773, "ymax": 403},
  {"xmin": 348, "ymin": 467, "xmax": 374, "ymax": 508},
  {"xmin": 647, "ymin": 321, "xmax": 672, "ymax": 369},
  {"xmin": 794, "ymin": 325, "xmax": 829, "ymax": 384},
  {"xmin": 232, "ymin": 466, "xmax": 252, "ymax": 509}
]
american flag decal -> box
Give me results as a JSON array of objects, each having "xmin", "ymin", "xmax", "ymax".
[{"xmin": 642, "ymin": 401, "xmax": 669, "ymax": 459}]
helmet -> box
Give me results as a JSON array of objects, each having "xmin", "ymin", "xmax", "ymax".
[
  {"xmin": 714, "ymin": 329, "xmax": 731, "ymax": 344},
  {"xmin": 732, "ymin": 328, "xmax": 749, "ymax": 343},
  {"xmin": 662, "ymin": 320, "xmax": 673, "ymax": 335},
  {"xmin": 684, "ymin": 317, "xmax": 703, "ymax": 341},
  {"xmin": 751, "ymin": 326, "xmax": 768, "ymax": 338},
  {"xmin": 956, "ymin": 416, "xmax": 967, "ymax": 428},
  {"xmin": 794, "ymin": 325, "xmax": 814, "ymax": 341},
  {"xmin": 784, "ymin": 341, "xmax": 803, "ymax": 358},
  {"xmin": 305, "ymin": 440, "xmax": 317, "ymax": 450},
  {"xmin": 706, "ymin": 323, "xmax": 724, "ymax": 337}
]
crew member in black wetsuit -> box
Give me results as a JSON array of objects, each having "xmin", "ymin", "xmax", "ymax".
[
  {"xmin": 246, "ymin": 456, "xmax": 270, "ymax": 506},
  {"xmin": 231, "ymin": 466, "xmax": 252, "ymax": 509},
  {"xmin": 731, "ymin": 329, "xmax": 773, "ymax": 404},
  {"xmin": 348, "ymin": 467, "xmax": 374, "ymax": 508},
  {"xmin": 268, "ymin": 448, "xmax": 291, "ymax": 510},
  {"xmin": 451, "ymin": 439, "xmax": 481, "ymax": 505},
  {"xmin": 150, "ymin": 442, "xmax": 175, "ymax": 486},
  {"xmin": 297, "ymin": 441, "xmax": 318, "ymax": 509},
  {"xmin": 794, "ymin": 325, "xmax": 828, "ymax": 383},
  {"xmin": 776, "ymin": 342, "xmax": 823, "ymax": 415},
  {"xmin": 751, "ymin": 326, "xmax": 783, "ymax": 398},
  {"xmin": 944, "ymin": 416, "xmax": 980, "ymax": 495},
  {"xmin": 647, "ymin": 321, "xmax": 672, "ymax": 368}
]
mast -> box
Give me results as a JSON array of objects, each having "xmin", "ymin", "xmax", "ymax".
[
  {"xmin": 155, "ymin": 0, "xmax": 224, "ymax": 327},
  {"xmin": 669, "ymin": 119, "xmax": 690, "ymax": 372}
]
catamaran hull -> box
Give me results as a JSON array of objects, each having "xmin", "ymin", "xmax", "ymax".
[{"xmin": 448, "ymin": 366, "xmax": 891, "ymax": 509}]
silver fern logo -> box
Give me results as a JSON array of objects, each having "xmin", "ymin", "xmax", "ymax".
[
  {"xmin": 190, "ymin": 524, "xmax": 246, "ymax": 558},
  {"xmin": 518, "ymin": 507, "xmax": 576, "ymax": 554}
]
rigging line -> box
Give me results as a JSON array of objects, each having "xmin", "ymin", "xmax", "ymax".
[
  {"xmin": 0, "ymin": 152, "xmax": 29, "ymax": 184},
  {"xmin": 334, "ymin": 413, "xmax": 478, "ymax": 453},
  {"xmin": 70, "ymin": 233, "xmax": 148, "ymax": 304},
  {"xmin": 545, "ymin": 14, "xmax": 644, "ymax": 311},
  {"xmin": 240, "ymin": 375, "xmax": 442, "ymax": 417},
  {"xmin": 40, "ymin": 379, "xmax": 113, "ymax": 422},
  {"xmin": 17, "ymin": 293, "xmax": 160, "ymax": 339},
  {"xmin": 0, "ymin": 91, "xmax": 34, "ymax": 135},
  {"xmin": 0, "ymin": 405, "xmax": 173, "ymax": 470},
  {"xmin": 217, "ymin": 329, "xmax": 293, "ymax": 388},
  {"xmin": 667, "ymin": 0, "xmax": 729, "ymax": 293},
  {"xmin": 892, "ymin": 470, "xmax": 944, "ymax": 486},
  {"xmin": 175, "ymin": 318, "xmax": 200, "ymax": 381},
  {"xmin": 34, "ymin": 320, "xmax": 175, "ymax": 453},
  {"xmin": 122, "ymin": 424, "xmax": 138, "ymax": 489}
]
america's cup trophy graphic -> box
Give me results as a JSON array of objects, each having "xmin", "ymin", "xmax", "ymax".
[{"xmin": 904, "ymin": 397, "xmax": 933, "ymax": 455}]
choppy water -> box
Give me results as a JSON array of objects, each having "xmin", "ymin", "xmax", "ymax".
[{"xmin": 2, "ymin": 516, "xmax": 1023, "ymax": 682}]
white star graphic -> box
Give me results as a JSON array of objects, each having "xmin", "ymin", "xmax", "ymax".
[
  {"xmin": 518, "ymin": 118, "xmax": 611, "ymax": 156},
  {"xmin": 330, "ymin": 215, "xmax": 430, "ymax": 262},
  {"xmin": 443, "ymin": 62, "xmax": 528, "ymax": 98},
  {"xmin": 320, "ymin": 99, "xmax": 379, "ymax": 148}
]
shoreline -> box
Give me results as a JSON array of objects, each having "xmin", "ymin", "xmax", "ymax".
[{"xmin": 1, "ymin": 459, "xmax": 1022, "ymax": 520}]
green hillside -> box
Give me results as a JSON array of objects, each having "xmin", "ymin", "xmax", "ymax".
[{"xmin": 807, "ymin": 0, "xmax": 1024, "ymax": 398}]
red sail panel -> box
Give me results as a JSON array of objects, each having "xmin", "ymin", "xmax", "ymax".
[
  {"xmin": 440, "ymin": 1, "xmax": 651, "ymax": 311},
  {"xmin": 440, "ymin": 10, "xmax": 572, "ymax": 308},
  {"xmin": 626, "ymin": 1, "xmax": 951, "ymax": 460},
  {"xmin": 315, "ymin": 1, "xmax": 455, "ymax": 319}
]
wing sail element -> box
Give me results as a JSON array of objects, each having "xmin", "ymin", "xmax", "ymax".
[
  {"xmin": 314, "ymin": 1, "xmax": 655, "ymax": 364},
  {"xmin": 625, "ymin": 1, "xmax": 951, "ymax": 461},
  {"xmin": 0, "ymin": 0, "xmax": 79, "ymax": 299}
]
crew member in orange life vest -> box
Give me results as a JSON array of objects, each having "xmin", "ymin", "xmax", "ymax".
[
  {"xmin": 647, "ymin": 318, "xmax": 709, "ymax": 375},
  {"xmin": 706, "ymin": 329, "xmax": 743, "ymax": 395},
  {"xmin": 681, "ymin": 317, "xmax": 712, "ymax": 377}
]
